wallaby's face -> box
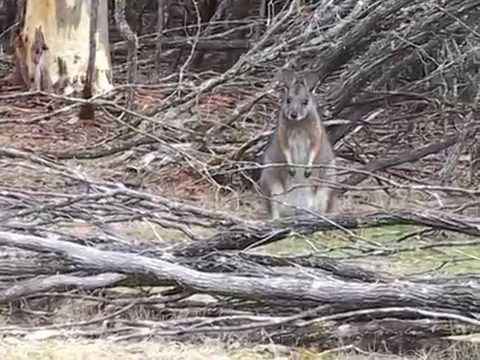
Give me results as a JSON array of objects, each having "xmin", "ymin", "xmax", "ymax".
[
  {"xmin": 277, "ymin": 69, "xmax": 317, "ymax": 123},
  {"xmin": 282, "ymin": 80, "xmax": 314, "ymax": 122}
]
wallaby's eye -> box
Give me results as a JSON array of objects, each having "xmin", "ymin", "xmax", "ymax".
[
  {"xmin": 302, "ymin": 99, "xmax": 309, "ymax": 106},
  {"xmin": 286, "ymin": 97, "xmax": 292, "ymax": 104}
]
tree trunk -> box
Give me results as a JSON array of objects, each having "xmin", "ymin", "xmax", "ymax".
[{"xmin": 15, "ymin": 0, "xmax": 112, "ymax": 94}]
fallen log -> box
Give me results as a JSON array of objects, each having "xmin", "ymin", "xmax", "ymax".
[
  {"xmin": 175, "ymin": 208, "xmax": 480, "ymax": 256},
  {"xmin": 1, "ymin": 231, "xmax": 480, "ymax": 316}
]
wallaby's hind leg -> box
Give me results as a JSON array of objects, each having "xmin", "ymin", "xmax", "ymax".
[
  {"xmin": 313, "ymin": 159, "xmax": 337, "ymax": 214},
  {"xmin": 325, "ymin": 189, "xmax": 337, "ymax": 213},
  {"xmin": 268, "ymin": 181, "xmax": 286, "ymax": 220},
  {"xmin": 260, "ymin": 172, "xmax": 285, "ymax": 220},
  {"xmin": 314, "ymin": 187, "xmax": 332, "ymax": 214},
  {"xmin": 270, "ymin": 202, "xmax": 280, "ymax": 220}
]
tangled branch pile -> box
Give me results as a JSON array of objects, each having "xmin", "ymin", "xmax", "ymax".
[{"xmin": 108, "ymin": 0, "xmax": 480, "ymax": 193}]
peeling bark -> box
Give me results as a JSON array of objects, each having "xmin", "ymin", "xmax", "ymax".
[
  {"xmin": 31, "ymin": 27, "xmax": 53, "ymax": 92},
  {"xmin": 13, "ymin": 0, "xmax": 112, "ymax": 94}
]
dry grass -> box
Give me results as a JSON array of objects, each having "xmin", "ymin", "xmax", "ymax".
[
  {"xmin": 1, "ymin": 339, "xmax": 290, "ymax": 360},
  {"xmin": 2, "ymin": 339, "xmax": 480, "ymax": 360}
]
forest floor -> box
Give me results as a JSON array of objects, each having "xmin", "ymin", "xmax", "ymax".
[
  {"xmin": 1, "ymin": 85, "xmax": 480, "ymax": 359},
  {"xmin": 2, "ymin": 338, "xmax": 480, "ymax": 360}
]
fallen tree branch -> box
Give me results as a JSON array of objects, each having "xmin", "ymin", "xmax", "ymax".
[
  {"xmin": 1, "ymin": 231, "xmax": 480, "ymax": 314},
  {"xmin": 177, "ymin": 208, "xmax": 480, "ymax": 255},
  {"xmin": 0, "ymin": 273, "xmax": 127, "ymax": 303},
  {"xmin": 340, "ymin": 128, "xmax": 479, "ymax": 192}
]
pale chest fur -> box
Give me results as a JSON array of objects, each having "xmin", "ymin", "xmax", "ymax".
[{"xmin": 288, "ymin": 127, "xmax": 311, "ymax": 165}]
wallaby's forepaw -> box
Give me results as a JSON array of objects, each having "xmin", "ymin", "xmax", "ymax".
[
  {"xmin": 304, "ymin": 168, "xmax": 312, "ymax": 178},
  {"xmin": 288, "ymin": 168, "xmax": 296, "ymax": 177}
]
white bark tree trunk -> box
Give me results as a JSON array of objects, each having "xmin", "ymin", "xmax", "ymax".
[{"xmin": 15, "ymin": 0, "xmax": 112, "ymax": 94}]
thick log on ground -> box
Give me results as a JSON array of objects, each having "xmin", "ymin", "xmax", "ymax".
[
  {"xmin": 175, "ymin": 209, "xmax": 480, "ymax": 256},
  {"xmin": 0, "ymin": 230, "xmax": 479, "ymax": 348},
  {"xmin": 1, "ymin": 231, "xmax": 480, "ymax": 314}
]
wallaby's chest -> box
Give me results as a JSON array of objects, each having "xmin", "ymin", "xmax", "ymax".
[{"xmin": 287, "ymin": 127, "xmax": 311, "ymax": 164}]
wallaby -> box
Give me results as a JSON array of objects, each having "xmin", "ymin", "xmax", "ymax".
[{"xmin": 259, "ymin": 69, "xmax": 337, "ymax": 219}]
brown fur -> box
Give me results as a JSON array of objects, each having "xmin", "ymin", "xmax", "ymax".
[
  {"xmin": 259, "ymin": 69, "xmax": 337, "ymax": 219},
  {"xmin": 30, "ymin": 27, "xmax": 53, "ymax": 92},
  {"xmin": 13, "ymin": 32, "xmax": 30, "ymax": 87}
]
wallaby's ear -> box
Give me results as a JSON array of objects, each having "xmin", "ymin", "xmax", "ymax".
[
  {"xmin": 302, "ymin": 71, "xmax": 319, "ymax": 92},
  {"xmin": 275, "ymin": 68, "xmax": 296, "ymax": 88}
]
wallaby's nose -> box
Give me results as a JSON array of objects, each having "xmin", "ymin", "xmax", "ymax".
[{"xmin": 290, "ymin": 111, "xmax": 298, "ymax": 119}]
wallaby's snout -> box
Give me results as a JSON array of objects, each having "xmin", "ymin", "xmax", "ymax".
[{"xmin": 289, "ymin": 110, "xmax": 298, "ymax": 120}]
